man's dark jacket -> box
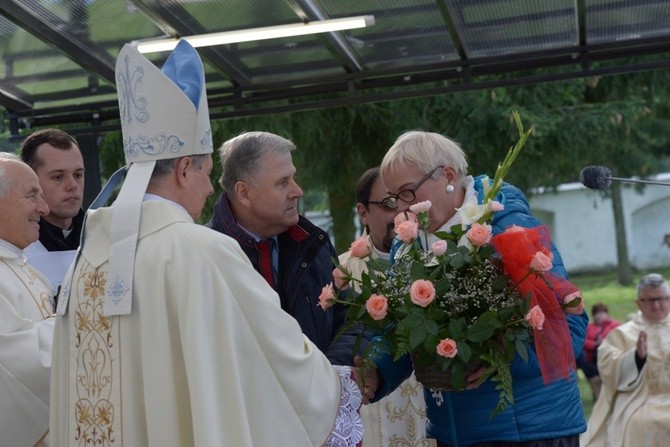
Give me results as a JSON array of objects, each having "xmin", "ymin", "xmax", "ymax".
[
  {"xmin": 207, "ymin": 195, "xmax": 364, "ymax": 365},
  {"xmin": 39, "ymin": 208, "xmax": 85, "ymax": 251}
]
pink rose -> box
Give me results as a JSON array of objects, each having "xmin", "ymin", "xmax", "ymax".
[
  {"xmin": 436, "ymin": 338, "xmax": 458, "ymax": 358},
  {"xmin": 563, "ymin": 292, "xmax": 584, "ymax": 315},
  {"xmin": 394, "ymin": 211, "xmax": 418, "ymax": 227},
  {"xmin": 396, "ymin": 220, "xmax": 418, "ymax": 243},
  {"xmin": 318, "ymin": 283, "xmax": 335, "ymax": 310},
  {"xmin": 466, "ymin": 223, "xmax": 492, "ymax": 247},
  {"xmin": 530, "ymin": 251, "xmax": 553, "ymax": 273},
  {"xmin": 365, "ymin": 294, "xmax": 388, "ymax": 320},
  {"xmin": 409, "ymin": 279, "xmax": 436, "ymax": 307},
  {"xmin": 349, "ymin": 236, "xmax": 371, "ymax": 258},
  {"xmin": 409, "ymin": 200, "xmax": 432, "ymax": 214},
  {"xmin": 525, "ymin": 305, "xmax": 545, "ymax": 330},
  {"xmin": 332, "ymin": 267, "xmax": 349, "ymax": 290},
  {"xmin": 488, "ymin": 200, "xmax": 504, "ymax": 212},
  {"xmin": 431, "ymin": 240, "xmax": 448, "ymax": 256}
]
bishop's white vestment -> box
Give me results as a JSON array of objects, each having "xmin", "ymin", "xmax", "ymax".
[
  {"xmin": 339, "ymin": 235, "xmax": 429, "ymax": 447},
  {"xmin": 581, "ymin": 311, "xmax": 670, "ymax": 447},
  {"xmin": 50, "ymin": 201, "xmax": 362, "ymax": 446},
  {"xmin": 0, "ymin": 241, "xmax": 55, "ymax": 446}
]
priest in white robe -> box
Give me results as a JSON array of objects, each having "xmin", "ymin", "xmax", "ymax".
[
  {"xmin": 50, "ymin": 41, "xmax": 365, "ymax": 447},
  {"xmin": 582, "ymin": 273, "xmax": 670, "ymax": 447},
  {"xmin": 0, "ymin": 152, "xmax": 55, "ymax": 447}
]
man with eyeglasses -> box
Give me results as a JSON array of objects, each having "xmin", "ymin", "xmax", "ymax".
[
  {"xmin": 338, "ymin": 167, "xmax": 428, "ymax": 446},
  {"xmin": 583, "ymin": 273, "xmax": 670, "ymax": 447}
]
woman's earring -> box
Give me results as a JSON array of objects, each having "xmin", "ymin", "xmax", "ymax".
[{"xmin": 446, "ymin": 184, "xmax": 455, "ymax": 193}]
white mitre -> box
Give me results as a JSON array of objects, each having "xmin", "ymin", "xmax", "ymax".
[{"xmin": 104, "ymin": 40, "xmax": 213, "ymax": 316}]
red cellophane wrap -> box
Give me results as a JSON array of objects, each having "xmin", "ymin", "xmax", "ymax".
[{"xmin": 491, "ymin": 225, "xmax": 577, "ymax": 384}]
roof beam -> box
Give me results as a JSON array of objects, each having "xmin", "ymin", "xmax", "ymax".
[{"xmin": 287, "ymin": 0, "xmax": 368, "ymax": 72}]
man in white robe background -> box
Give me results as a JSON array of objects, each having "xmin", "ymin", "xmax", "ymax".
[
  {"xmin": 338, "ymin": 167, "xmax": 430, "ymax": 446},
  {"xmin": 0, "ymin": 152, "xmax": 54, "ymax": 446},
  {"xmin": 582, "ymin": 273, "xmax": 670, "ymax": 447},
  {"xmin": 49, "ymin": 41, "xmax": 366, "ymax": 446}
]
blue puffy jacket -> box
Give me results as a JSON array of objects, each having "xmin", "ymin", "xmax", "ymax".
[{"xmin": 375, "ymin": 176, "xmax": 587, "ymax": 446}]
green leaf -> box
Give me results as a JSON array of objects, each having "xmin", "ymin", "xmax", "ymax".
[
  {"xmin": 516, "ymin": 339, "xmax": 528, "ymax": 362},
  {"xmin": 450, "ymin": 254, "xmax": 466, "ymax": 269},
  {"xmin": 409, "ymin": 326, "xmax": 427, "ymax": 349},
  {"xmin": 424, "ymin": 319, "xmax": 439, "ymax": 336},
  {"xmin": 466, "ymin": 318, "xmax": 496, "ymax": 342},
  {"xmin": 457, "ymin": 341, "xmax": 472, "ymax": 363},
  {"xmin": 449, "ymin": 362, "xmax": 465, "ymax": 390},
  {"xmin": 448, "ymin": 318, "xmax": 466, "ymax": 338}
]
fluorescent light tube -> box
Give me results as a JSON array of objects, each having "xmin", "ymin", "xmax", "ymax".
[{"xmin": 135, "ymin": 15, "xmax": 375, "ymax": 54}]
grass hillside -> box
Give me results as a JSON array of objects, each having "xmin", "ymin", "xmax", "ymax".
[{"xmin": 569, "ymin": 266, "xmax": 670, "ymax": 418}]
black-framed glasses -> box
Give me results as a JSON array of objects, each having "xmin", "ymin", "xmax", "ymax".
[
  {"xmin": 638, "ymin": 296, "xmax": 670, "ymax": 304},
  {"xmin": 368, "ymin": 198, "xmax": 398, "ymax": 211},
  {"xmin": 381, "ymin": 166, "xmax": 443, "ymax": 209}
]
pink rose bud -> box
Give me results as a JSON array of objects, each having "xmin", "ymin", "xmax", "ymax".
[
  {"xmin": 466, "ymin": 223, "xmax": 493, "ymax": 247},
  {"xmin": 393, "ymin": 211, "xmax": 418, "ymax": 227},
  {"xmin": 349, "ymin": 236, "xmax": 372, "ymax": 258},
  {"xmin": 431, "ymin": 240, "xmax": 448, "ymax": 256},
  {"xmin": 409, "ymin": 279, "xmax": 436, "ymax": 307},
  {"xmin": 563, "ymin": 292, "xmax": 584, "ymax": 315},
  {"xmin": 530, "ymin": 251, "xmax": 553, "ymax": 273},
  {"xmin": 396, "ymin": 220, "xmax": 419, "ymax": 243},
  {"xmin": 436, "ymin": 338, "xmax": 458, "ymax": 358},
  {"xmin": 409, "ymin": 200, "xmax": 432, "ymax": 214},
  {"xmin": 525, "ymin": 305, "xmax": 545, "ymax": 330},
  {"xmin": 332, "ymin": 267, "xmax": 349, "ymax": 290},
  {"xmin": 365, "ymin": 294, "xmax": 388, "ymax": 320},
  {"xmin": 488, "ymin": 200, "xmax": 504, "ymax": 212},
  {"xmin": 318, "ymin": 283, "xmax": 335, "ymax": 310}
]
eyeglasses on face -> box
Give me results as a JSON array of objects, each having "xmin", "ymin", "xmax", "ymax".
[
  {"xmin": 638, "ymin": 296, "xmax": 670, "ymax": 304},
  {"xmin": 382, "ymin": 166, "xmax": 443, "ymax": 209},
  {"xmin": 368, "ymin": 199, "xmax": 398, "ymax": 211}
]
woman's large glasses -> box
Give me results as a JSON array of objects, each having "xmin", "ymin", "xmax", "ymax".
[{"xmin": 380, "ymin": 166, "xmax": 443, "ymax": 209}]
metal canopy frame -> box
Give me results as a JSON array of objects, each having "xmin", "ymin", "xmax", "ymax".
[{"xmin": 0, "ymin": 0, "xmax": 669, "ymax": 135}]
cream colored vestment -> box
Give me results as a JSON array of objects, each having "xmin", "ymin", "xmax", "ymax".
[
  {"xmin": 0, "ymin": 241, "xmax": 54, "ymax": 446},
  {"xmin": 582, "ymin": 311, "xmax": 670, "ymax": 447},
  {"xmin": 50, "ymin": 201, "xmax": 361, "ymax": 446}
]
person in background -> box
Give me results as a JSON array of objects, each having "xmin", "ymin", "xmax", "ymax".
[
  {"xmin": 49, "ymin": 41, "xmax": 364, "ymax": 446},
  {"xmin": 371, "ymin": 130, "xmax": 587, "ymax": 447},
  {"xmin": 339, "ymin": 166, "xmax": 429, "ymax": 446},
  {"xmin": 0, "ymin": 152, "xmax": 54, "ymax": 447},
  {"xmin": 207, "ymin": 131, "xmax": 365, "ymax": 366},
  {"xmin": 582, "ymin": 273, "xmax": 670, "ymax": 447},
  {"xmin": 578, "ymin": 302, "xmax": 619, "ymax": 401},
  {"xmin": 20, "ymin": 128, "xmax": 85, "ymax": 289}
]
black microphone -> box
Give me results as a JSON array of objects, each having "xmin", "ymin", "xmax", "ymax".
[{"xmin": 580, "ymin": 166, "xmax": 670, "ymax": 190}]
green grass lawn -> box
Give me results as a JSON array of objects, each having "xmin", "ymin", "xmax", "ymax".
[{"xmin": 569, "ymin": 266, "xmax": 670, "ymax": 418}]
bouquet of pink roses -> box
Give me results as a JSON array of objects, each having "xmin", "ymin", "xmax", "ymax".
[{"xmin": 319, "ymin": 112, "xmax": 583, "ymax": 416}]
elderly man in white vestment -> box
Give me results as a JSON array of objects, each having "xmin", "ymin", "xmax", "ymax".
[
  {"xmin": 582, "ymin": 273, "xmax": 670, "ymax": 447},
  {"xmin": 49, "ymin": 41, "xmax": 364, "ymax": 447},
  {"xmin": 0, "ymin": 152, "xmax": 54, "ymax": 446},
  {"xmin": 338, "ymin": 167, "xmax": 430, "ymax": 446}
]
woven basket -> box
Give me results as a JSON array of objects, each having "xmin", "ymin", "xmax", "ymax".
[{"xmin": 412, "ymin": 355, "xmax": 482, "ymax": 391}]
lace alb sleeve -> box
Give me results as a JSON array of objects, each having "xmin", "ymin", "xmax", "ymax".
[{"xmin": 323, "ymin": 365, "xmax": 364, "ymax": 447}]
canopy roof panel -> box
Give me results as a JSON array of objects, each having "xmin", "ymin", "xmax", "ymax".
[{"xmin": 0, "ymin": 0, "xmax": 669, "ymax": 133}]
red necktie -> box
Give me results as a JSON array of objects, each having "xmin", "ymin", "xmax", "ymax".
[{"xmin": 257, "ymin": 239, "xmax": 274, "ymax": 287}]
